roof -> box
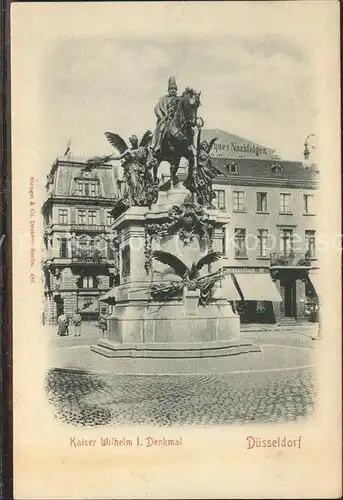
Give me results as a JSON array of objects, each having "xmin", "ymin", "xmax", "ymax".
[
  {"xmin": 49, "ymin": 156, "xmax": 113, "ymax": 177},
  {"xmin": 212, "ymin": 158, "xmax": 319, "ymax": 188},
  {"xmin": 45, "ymin": 158, "xmax": 118, "ymax": 200},
  {"xmin": 159, "ymin": 157, "xmax": 319, "ymax": 191}
]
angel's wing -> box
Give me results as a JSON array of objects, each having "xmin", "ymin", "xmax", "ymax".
[
  {"xmin": 105, "ymin": 132, "xmax": 128, "ymax": 154},
  {"xmin": 152, "ymin": 251, "xmax": 189, "ymax": 278},
  {"xmin": 208, "ymin": 137, "xmax": 218, "ymax": 153},
  {"xmin": 195, "ymin": 251, "xmax": 222, "ymax": 272},
  {"xmin": 139, "ymin": 130, "xmax": 153, "ymax": 148}
]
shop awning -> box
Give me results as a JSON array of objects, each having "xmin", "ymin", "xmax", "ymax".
[
  {"xmin": 99, "ymin": 289, "xmax": 117, "ymax": 303},
  {"xmin": 233, "ymin": 273, "xmax": 282, "ymax": 302},
  {"xmin": 216, "ymin": 274, "xmax": 241, "ymax": 301},
  {"xmin": 308, "ymin": 272, "xmax": 320, "ymax": 296}
]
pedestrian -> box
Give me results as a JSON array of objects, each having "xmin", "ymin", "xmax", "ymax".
[
  {"xmin": 99, "ymin": 308, "xmax": 108, "ymax": 340},
  {"xmin": 72, "ymin": 309, "xmax": 82, "ymax": 337},
  {"xmin": 57, "ymin": 313, "xmax": 69, "ymax": 336}
]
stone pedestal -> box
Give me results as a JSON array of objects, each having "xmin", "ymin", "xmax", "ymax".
[{"xmin": 91, "ymin": 187, "xmax": 244, "ymax": 359}]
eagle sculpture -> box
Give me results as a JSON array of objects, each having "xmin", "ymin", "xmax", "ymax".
[
  {"xmin": 152, "ymin": 250, "xmax": 221, "ymax": 282},
  {"xmin": 151, "ymin": 250, "xmax": 223, "ymax": 305}
]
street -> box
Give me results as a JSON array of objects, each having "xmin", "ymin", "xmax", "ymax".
[{"xmin": 45, "ymin": 323, "xmax": 317, "ymax": 427}]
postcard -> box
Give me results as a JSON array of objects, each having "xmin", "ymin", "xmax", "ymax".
[{"xmin": 11, "ymin": 1, "xmax": 341, "ymax": 498}]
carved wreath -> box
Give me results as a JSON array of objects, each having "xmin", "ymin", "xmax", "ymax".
[{"xmin": 144, "ymin": 202, "xmax": 214, "ymax": 272}]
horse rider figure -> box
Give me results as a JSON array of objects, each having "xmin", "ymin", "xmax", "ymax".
[{"xmin": 148, "ymin": 77, "xmax": 180, "ymax": 165}]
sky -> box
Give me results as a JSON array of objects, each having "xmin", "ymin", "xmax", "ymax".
[{"xmin": 38, "ymin": 10, "xmax": 320, "ymax": 166}]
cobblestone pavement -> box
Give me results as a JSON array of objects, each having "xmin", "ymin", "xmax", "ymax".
[
  {"xmin": 45, "ymin": 366, "xmax": 316, "ymax": 427},
  {"xmin": 46, "ymin": 326, "xmax": 317, "ymax": 427}
]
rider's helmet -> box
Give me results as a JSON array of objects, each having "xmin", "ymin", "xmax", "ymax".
[{"xmin": 168, "ymin": 77, "xmax": 178, "ymax": 97}]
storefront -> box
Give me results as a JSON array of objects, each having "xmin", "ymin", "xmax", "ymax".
[
  {"xmin": 270, "ymin": 269, "xmax": 319, "ymax": 323},
  {"xmin": 220, "ymin": 268, "xmax": 319, "ymax": 324},
  {"xmin": 223, "ymin": 268, "xmax": 282, "ymax": 324}
]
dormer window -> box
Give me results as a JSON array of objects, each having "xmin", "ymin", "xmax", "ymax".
[
  {"xmin": 74, "ymin": 179, "xmax": 100, "ymax": 197},
  {"xmin": 271, "ymin": 164, "xmax": 283, "ymax": 175},
  {"xmin": 226, "ymin": 161, "xmax": 238, "ymax": 174}
]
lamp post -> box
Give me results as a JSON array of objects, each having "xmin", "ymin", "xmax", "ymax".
[
  {"xmin": 304, "ymin": 133, "xmax": 320, "ymax": 340},
  {"xmin": 304, "ymin": 133, "xmax": 318, "ymax": 161}
]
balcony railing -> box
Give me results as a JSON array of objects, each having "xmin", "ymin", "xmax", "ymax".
[
  {"xmin": 71, "ymin": 248, "xmax": 107, "ymax": 263},
  {"xmin": 270, "ymin": 252, "xmax": 312, "ymax": 268}
]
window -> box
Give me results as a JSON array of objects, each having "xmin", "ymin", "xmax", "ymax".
[
  {"xmin": 256, "ymin": 192, "xmax": 268, "ymax": 212},
  {"xmin": 233, "ymin": 191, "xmax": 245, "ymax": 212},
  {"xmin": 77, "ymin": 209, "xmax": 86, "ymax": 225},
  {"xmin": 88, "ymin": 210, "xmax": 97, "ymax": 225},
  {"xmin": 89, "ymin": 182, "xmax": 98, "ymax": 197},
  {"xmin": 257, "ymin": 229, "xmax": 268, "ymax": 257},
  {"xmin": 213, "ymin": 190, "xmax": 226, "ymax": 210},
  {"xmin": 59, "ymin": 238, "xmax": 68, "ymax": 258},
  {"xmin": 279, "ymin": 193, "xmax": 291, "ymax": 213},
  {"xmin": 272, "ymin": 164, "xmax": 283, "ymax": 175},
  {"xmin": 234, "ymin": 228, "xmax": 247, "ymax": 257},
  {"xmin": 78, "ymin": 237, "xmax": 88, "ymax": 250},
  {"xmin": 93, "ymin": 236, "xmax": 104, "ymax": 254},
  {"xmin": 76, "ymin": 181, "xmax": 84, "ymax": 196},
  {"xmin": 305, "ymin": 230, "xmax": 316, "ymax": 257},
  {"xmin": 304, "ymin": 194, "xmax": 315, "ymax": 214},
  {"xmin": 82, "ymin": 276, "xmax": 96, "ymax": 289},
  {"xmin": 226, "ymin": 161, "xmax": 237, "ymax": 174},
  {"xmin": 107, "ymin": 212, "xmax": 114, "ymax": 226},
  {"xmin": 280, "ymin": 229, "xmax": 293, "ymax": 255},
  {"xmin": 107, "ymin": 241, "xmax": 116, "ymax": 260},
  {"xmin": 75, "ymin": 180, "xmax": 99, "ymax": 197},
  {"xmin": 58, "ymin": 208, "xmax": 68, "ymax": 224}
]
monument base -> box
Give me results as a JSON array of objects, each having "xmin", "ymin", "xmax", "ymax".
[
  {"xmin": 90, "ymin": 290, "xmax": 262, "ymax": 359},
  {"xmin": 91, "ymin": 339, "xmax": 262, "ymax": 359},
  {"xmin": 91, "ymin": 186, "xmax": 261, "ymax": 360}
]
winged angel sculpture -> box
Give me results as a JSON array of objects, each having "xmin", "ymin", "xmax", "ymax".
[
  {"xmin": 196, "ymin": 137, "xmax": 219, "ymax": 207},
  {"xmin": 150, "ymin": 250, "xmax": 224, "ymax": 306},
  {"xmin": 86, "ymin": 131, "xmax": 159, "ymax": 207}
]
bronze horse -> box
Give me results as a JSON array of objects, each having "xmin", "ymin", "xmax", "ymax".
[{"xmin": 150, "ymin": 88, "xmax": 201, "ymax": 191}]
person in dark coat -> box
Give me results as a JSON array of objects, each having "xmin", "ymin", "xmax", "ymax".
[
  {"xmin": 99, "ymin": 308, "xmax": 109, "ymax": 340},
  {"xmin": 57, "ymin": 313, "xmax": 69, "ymax": 336}
]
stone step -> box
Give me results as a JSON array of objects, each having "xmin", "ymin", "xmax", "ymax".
[{"xmin": 90, "ymin": 342, "xmax": 262, "ymax": 359}]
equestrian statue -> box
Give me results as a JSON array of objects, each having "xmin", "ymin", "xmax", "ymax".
[
  {"xmin": 86, "ymin": 77, "xmax": 220, "ymax": 206},
  {"xmin": 147, "ymin": 77, "xmax": 202, "ymax": 192}
]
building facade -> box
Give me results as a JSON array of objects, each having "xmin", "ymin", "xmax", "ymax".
[
  {"xmin": 41, "ymin": 157, "xmax": 120, "ymax": 325},
  {"xmin": 211, "ymin": 156, "xmax": 319, "ymax": 324},
  {"xmin": 172, "ymin": 128, "xmax": 320, "ymax": 324}
]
